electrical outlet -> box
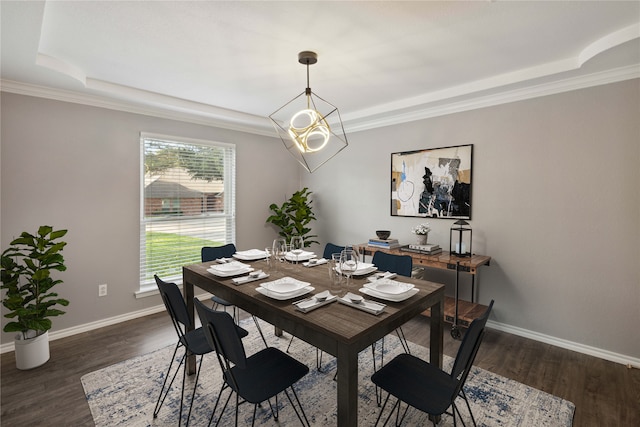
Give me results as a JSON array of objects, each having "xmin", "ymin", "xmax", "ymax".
[{"xmin": 98, "ymin": 284, "xmax": 108, "ymax": 297}]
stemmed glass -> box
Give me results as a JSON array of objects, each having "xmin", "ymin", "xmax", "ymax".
[
  {"xmin": 290, "ymin": 236, "xmax": 305, "ymax": 263},
  {"xmin": 339, "ymin": 248, "xmax": 359, "ymax": 293}
]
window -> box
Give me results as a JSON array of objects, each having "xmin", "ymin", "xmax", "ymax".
[{"xmin": 139, "ymin": 133, "xmax": 236, "ymax": 291}]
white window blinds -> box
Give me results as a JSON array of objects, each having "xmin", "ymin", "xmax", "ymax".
[{"xmin": 140, "ymin": 133, "xmax": 236, "ymax": 287}]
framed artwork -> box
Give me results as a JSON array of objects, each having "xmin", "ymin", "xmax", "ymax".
[{"xmin": 391, "ymin": 144, "xmax": 473, "ymax": 219}]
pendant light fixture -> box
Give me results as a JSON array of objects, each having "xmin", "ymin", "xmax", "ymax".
[{"xmin": 269, "ymin": 51, "xmax": 348, "ymax": 173}]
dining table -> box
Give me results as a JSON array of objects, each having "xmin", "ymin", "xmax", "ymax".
[{"xmin": 182, "ymin": 256, "xmax": 445, "ymax": 427}]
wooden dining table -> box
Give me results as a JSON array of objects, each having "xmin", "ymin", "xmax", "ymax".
[{"xmin": 183, "ymin": 258, "xmax": 445, "ymax": 427}]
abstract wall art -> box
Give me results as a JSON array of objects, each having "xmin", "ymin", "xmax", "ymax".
[{"xmin": 391, "ymin": 144, "xmax": 473, "ymax": 219}]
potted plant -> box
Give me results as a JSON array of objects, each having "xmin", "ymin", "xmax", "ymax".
[
  {"xmin": 1, "ymin": 225, "xmax": 69, "ymax": 370},
  {"xmin": 266, "ymin": 187, "xmax": 318, "ymax": 247},
  {"xmin": 411, "ymin": 222, "xmax": 431, "ymax": 245}
]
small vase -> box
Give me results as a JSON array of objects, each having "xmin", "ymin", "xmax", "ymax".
[{"xmin": 416, "ymin": 233, "xmax": 428, "ymax": 245}]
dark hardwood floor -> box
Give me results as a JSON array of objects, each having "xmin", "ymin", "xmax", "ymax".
[{"xmin": 1, "ymin": 312, "xmax": 638, "ymax": 426}]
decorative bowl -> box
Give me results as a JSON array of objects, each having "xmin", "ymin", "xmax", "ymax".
[{"xmin": 376, "ymin": 230, "xmax": 391, "ymax": 240}]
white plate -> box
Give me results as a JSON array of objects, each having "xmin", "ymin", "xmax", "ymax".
[
  {"xmin": 364, "ymin": 279, "xmax": 415, "ymax": 295},
  {"xmin": 285, "ymin": 251, "xmax": 316, "ymax": 262},
  {"xmin": 359, "ymin": 286, "xmax": 419, "ymax": 302},
  {"xmin": 336, "ymin": 263, "xmax": 378, "ymax": 276},
  {"xmin": 209, "ymin": 261, "xmax": 251, "ymax": 272},
  {"xmin": 233, "ymin": 249, "xmax": 268, "ymax": 261},
  {"xmin": 256, "ymin": 285, "xmax": 314, "ymax": 300},
  {"xmin": 207, "ymin": 266, "xmax": 253, "ymax": 277},
  {"xmin": 261, "ymin": 277, "xmax": 311, "ymax": 295}
]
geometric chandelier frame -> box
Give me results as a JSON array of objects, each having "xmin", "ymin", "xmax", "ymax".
[{"xmin": 269, "ymin": 51, "xmax": 348, "ymax": 173}]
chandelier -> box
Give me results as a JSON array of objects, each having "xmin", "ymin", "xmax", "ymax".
[{"xmin": 269, "ymin": 51, "xmax": 348, "ymax": 173}]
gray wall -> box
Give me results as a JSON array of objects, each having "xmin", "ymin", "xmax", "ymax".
[
  {"xmin": 0, "ymin": 93, "xmax": 299, "ymax": 343},
  {"xmin": 2, "ymin": 79, "xmax": 639, "ymax": 362},
  {"xmin": 303, "ymin": 79, "xmax": 640, "ymax": 360}
]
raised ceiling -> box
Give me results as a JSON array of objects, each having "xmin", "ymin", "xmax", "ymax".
[{"xmin": 2, "ymin": 1, "xmax": 639, "ymax": 135}]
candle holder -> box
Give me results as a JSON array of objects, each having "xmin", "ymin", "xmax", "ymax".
[{"xmin": 449, "ymin": 220, "xmax": 472, "ymax": 257}]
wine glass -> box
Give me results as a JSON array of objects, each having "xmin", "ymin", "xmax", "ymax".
[
  {"xmin": 290, "ymin": 236, "xmax": 305, "ymax": 263},
  {"xmin": 339, "ymin": 248, "xmax": 359, "ymax": 294}
]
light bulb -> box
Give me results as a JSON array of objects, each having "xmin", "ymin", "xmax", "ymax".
[{"xmin": 288, "ymin": 109, "xmax": 331, "ymax": 153}]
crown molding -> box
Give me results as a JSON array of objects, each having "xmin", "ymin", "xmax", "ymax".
[
  {"xmin": 342, "ymin": 64, "xmax": 640, "ymax": 133},
  {"xmin": 3, "ymin": 64, "xmax": 639, "ymax": 137}
]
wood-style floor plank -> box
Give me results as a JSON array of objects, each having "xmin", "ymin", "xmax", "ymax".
[{"xmin": 1, "ymin": 312, "xmax": 639, "ymax": 426}]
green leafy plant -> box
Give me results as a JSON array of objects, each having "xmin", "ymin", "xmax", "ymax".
[
  {"xmin": 1, "ymin": 226, "xmax": 70, "ymax": 339},
  {"xmin": 266, "ymin": 188, "xmax": 318, "ymax": 247}
]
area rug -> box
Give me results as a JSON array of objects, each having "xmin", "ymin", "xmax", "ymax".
[{"xmin": 81, "ymin": 318, "xmax": 575, "ymax": 426}]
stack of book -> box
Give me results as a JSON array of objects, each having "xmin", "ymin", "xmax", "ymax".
[
  {"xmin": 367, "ymin": 238, "xmax": 401, "ymax": 249},
  {"xmin": 401, "ymin": 243, "xmax": 442, "ymax": 255}
]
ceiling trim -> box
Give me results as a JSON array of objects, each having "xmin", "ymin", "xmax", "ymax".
[{"xmin": 2, "ymin": 64, "xmax": 639, "ymax": 136}]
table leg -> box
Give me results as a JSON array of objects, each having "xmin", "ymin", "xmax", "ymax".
[
  {"xmin": 184, "ymin": 279, "xmax": 196, "ymax": 375},
  {"xmin": 336, "ymin": 345, "xmax": 358, "ymax": 426},
  {"xmin": 429, "ymin": 294, "xmax": 444, "ymax": 369}
]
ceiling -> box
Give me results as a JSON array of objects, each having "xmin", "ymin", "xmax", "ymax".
[{"xmin": 2, "ymin": 1, "xmax": 639, "ymax": 135}]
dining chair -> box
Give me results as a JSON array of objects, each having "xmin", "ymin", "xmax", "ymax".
[
  {"xmin": 202, "ymin": 244, "xmax": 269, "ymax": 348},
  {"xmin": 194, "ymin": 298, "xmax": 311, "ymax": 427},
  {"xmin": 371, "ymin": 300, "xmax": 494, "ymax": 427},
  {"xmin": 370, "ymin": 251, "xmax": 415, "ymax": 404},
  {"xmin": 202, "ymin": 244, "xmax": 239, "ymax": 320},
  {"xmin": 153, "ymin": 275, "xmax": 249, "ymax": 427}
]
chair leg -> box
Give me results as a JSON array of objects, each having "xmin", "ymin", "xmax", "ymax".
[
  {"xmin": 395, "ymin": 326, "xmax": 411, "ymax": 354},
  {"xmin": 284, "ymin": 387, "xmax": 311, "ymax": 427},
  {"xmin": 460, "ymin": 388, "xmax": 477, "ymax": 427},
  {"xmin": 184, "ymin": 354, "xmax": 205, "ymax": 427},
  {"xmin": 288, "ymin": 335, "xmax": 324, "ymax": 371},
  {"xmin": 154, "ymin": 343, "xmax": 184, "ymax": 418},
  {"xmin": 252, "ymin": 315, "xmax": 268, "ymax": 348}
]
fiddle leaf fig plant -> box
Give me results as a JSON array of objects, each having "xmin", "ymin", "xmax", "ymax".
[
  {"xmin": 266, "ymin": 187, "xmax": 318, "ymax": 247},
  {"xmin": 1, "ymin": 225, "xmax": 70, "ymax": 339}
]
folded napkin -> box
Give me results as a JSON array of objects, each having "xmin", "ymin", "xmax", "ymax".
[
  {"xmin": 303, "ymin": 258, "xmax": 328, "ymax": 267},
  {"xmin": 338, "ymin": 292, "xmax": 386, "ymax": 315},
  {"xmin": 367, "ymin": 271, "xmax": 398, "ymax": 282},
  {"xmin": 231, "ymin": 271, "xmax": 270, "ymax": 285},
  {"xmin": 295, "ymin": 291, "xmax": 337, "ymax": 312}
]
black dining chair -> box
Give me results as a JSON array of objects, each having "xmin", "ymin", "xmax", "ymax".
[
  {"xmin": 153, "ymin": 275, "xmax": 248, "ymax": 426},
  {"xmin": 202, "ymin": 244, "xmax": 268, "ymax": 348},
  {"xmin": 194, "ymin": 298, "xmax": 311, "ymax": 427},
  {"xmin": 370, "ymin": 251, "xmax": 414, "ymax": 403},
  {"xmin": 202, "ymin": 244, "xmax": 239, "ymax": 320},
  {"xmin": 371, "ymin": 300, "xmax": 494, "ymax": 427}
]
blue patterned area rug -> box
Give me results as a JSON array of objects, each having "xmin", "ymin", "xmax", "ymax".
[{"xmin": 81, "ymin": 318, "xmax": 574, "ymax": 426}]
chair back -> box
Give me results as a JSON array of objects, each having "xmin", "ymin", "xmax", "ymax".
[
  {"xmin": 201, "ymin": 243, "xmax": 237, "ymax": 262},
  {"xmin": 194, "ymin": 298, "xmax": 247, "ymax": 369},
  {"xmin": 450, "ymin": 300, "xmax": 494, "ymax": 396},
  {"xmin": 372, "ymin": 251, "xmax": 413, "ymax": 277},
  {"xmin": 155, "ymin": 275, "xmax": 192, "ymax": 338},
  {"xmin": 322, "ymin": 243, "xmax": 345, "ymax": 259}
]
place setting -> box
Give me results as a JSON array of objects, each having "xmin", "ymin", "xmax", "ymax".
[
  {"xmin": 206, "ymin": 260, "xmax": 254, "ymax": 277},
  {"xmin": 256, "ymin": 277, "xmax": 314, "ymax": 300},
  {"xmin": 331, "ymin": 247, "xmax": 387, "ymax": 315},
  {"xmin": 360, "ymin": 278, "xmax": 419, "ymax": 302}
]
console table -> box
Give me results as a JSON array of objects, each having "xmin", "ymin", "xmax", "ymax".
[{"xmin": 357, "ymin": 244, "xmax": 491, "ymax": 338}]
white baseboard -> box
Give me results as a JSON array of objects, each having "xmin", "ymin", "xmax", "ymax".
[
  {"xmin": 487, "ymin": 320, "xmax": 640, "ymax": 369},
  {"xmin": 0, "ymin": 292, "xmax": 213, "ymax": 354},
  {"xmin": 3, "ymin": 298, "xmax": 638, "ymax": 369}
]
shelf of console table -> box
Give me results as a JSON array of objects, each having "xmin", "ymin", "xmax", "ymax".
[{"xmin": 357, "ymin": 244, "xmax": 491, "ymax": 337}]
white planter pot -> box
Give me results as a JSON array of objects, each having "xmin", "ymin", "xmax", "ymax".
[
  {"xmin": 14, "ymin": 331, "xmax": 50, "ymax": 370},
  {"xmin": 416, "ymin": 233, "xmax": 429, "ymax": 245}
]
